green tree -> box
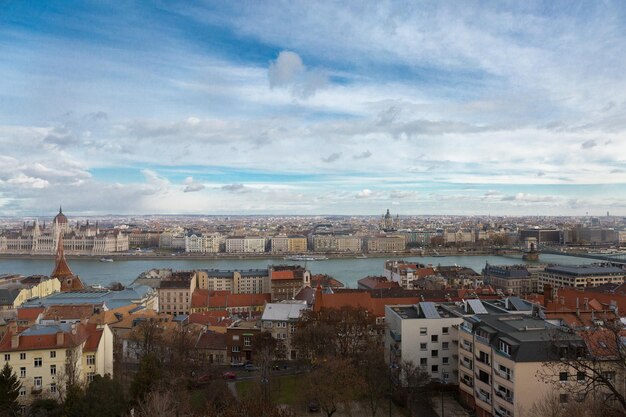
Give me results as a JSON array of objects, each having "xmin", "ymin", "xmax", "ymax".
[
  {"xmin": 130, "ymin": 354, "xmax": 162, "ymax": 404},
  {"xmin": 0, "ymin": 362, "xmax": 21, "ymax": 417},
  {"xmin": 78, "ymin": 375, "xmax": 126, "ymax": 417},
  {"xmin": 28, "ymin": 399, "xmax": 63, "ymax": 417}
]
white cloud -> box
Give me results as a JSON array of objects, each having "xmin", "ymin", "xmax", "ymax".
[{"xmin": 268, "ymin": 50, "xmax": 328, "ymax": 98}]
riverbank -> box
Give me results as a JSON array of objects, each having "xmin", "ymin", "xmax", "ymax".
[{"xmin": 0, "ymin": 249, "xmax": 500, "ymax": 261}]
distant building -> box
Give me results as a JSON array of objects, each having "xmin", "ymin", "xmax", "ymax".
[
  {"xmin": 0, "ymin": 207, "xmax": 128, "ymax": 254},
  {"xmin": 366, "ymin": 235, "xmax": 405, "ymax": 253},
  {"xmin": 519, "ymin": 228, "xmax": 561, "ymax": 244},
  {"xmin": 357, "ymin": 276, "xmax": 400, "ymax": 290},
  {"xmin": 225, "ymin": 236, "xmax": 266, "ymax": 253},
  {"xmin": 483, "ymin": 264, "xmax": 532, "ymax": 296},
  {"xmin": 157, "ymin": 271, "xmax": 197, "ymax": 316},
  {"xmin": 0, "ymin": 275, "xmax": 60, "ymax": 309},
  {"xmin": 384, "ymin": 260, "xmax": 436, "ymax": 289},
  {"xmin": 443, "ymin": 229, "xmax": 475, "ymax": 245},
  {"xmin": 196, "ymin": 269, "xmax": 270, "ymax": 294},
  {"xmin": 312, "ymin": 233, "xmax": 362, "ymax": 253},
  {"xmin": 185, "ymin": 231, "xmax": 221, "ymax": 253},
  {"xmin": 270, "ymin": 235, "xmax": 307, "ymax": 253},
  {"xmin": 269, "ymin": 265, "xmax": 311, "ymax": 302},
  {"xmin": 538, "ymin": 264, "xmax": 626, "ymax": 292}
]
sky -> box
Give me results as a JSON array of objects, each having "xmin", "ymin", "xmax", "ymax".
[{"xmin": 1, "ymin": 1, "xmax": 626, "ymax": 216}]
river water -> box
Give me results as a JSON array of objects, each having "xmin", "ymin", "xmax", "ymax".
[{"xmin": 0, "ymin": 254, "xmax": 599, "ymax": 289}]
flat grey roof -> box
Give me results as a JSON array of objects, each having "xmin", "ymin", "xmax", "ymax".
[{"xmin": 544, "ymin": 265, "xmax": 625, "ymax": 276}]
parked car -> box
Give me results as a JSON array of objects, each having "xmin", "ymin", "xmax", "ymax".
[
  {"xmin": 244, "ymin": 363, "xmax": 259, "ymax": 372},
  {"xmin": 222, "ymin": 371, "xmax": 237, "ymax": 380}
]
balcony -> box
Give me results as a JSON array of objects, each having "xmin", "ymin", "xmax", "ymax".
[
  {"xmin": 476, "ymin": 391, "xmax": 491, "ymax": 405},
  {"xmin": 460, "ymin": 359, "xmax": 473, "ymax": 371},
  {"xmin": 31, "ymin": 387, "xmax": 42, "ymax": 395},
  {"xmin": 460, "ymin": 342, "xmax": 473, "ymax": 353},
  {"xmin": 494, "ymin": 368, "xmax": 514, "ymax": 382},
  {"xmin": 494, "ymin": 408, "xmax": 512, "ymax": 417},
  {"xmin": 496, "ymin": 390, "xmax": 514, "ymax": 405},
  {"xmin": 461, "ymin": 377, "xmax": 473, "ymax": 388},
  {"xmin": 475, "ymin": 334, "xmax": 490, "ymax": 346}
]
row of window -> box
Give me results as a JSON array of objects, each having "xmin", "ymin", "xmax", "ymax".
[
  {"xmin": 419, "ymin": 327, "xmax": 449, "ymax": 336},
  {"xmin": 4, "ymin": 351, "xmax": 57, "ymax": 362},
  {"xmin": 420, "ymin": 342, "xmax": 450, "ymax": 350},
  {"xmin": 419, "ymin": 357, "xmax": 450, "ymax": 366}
]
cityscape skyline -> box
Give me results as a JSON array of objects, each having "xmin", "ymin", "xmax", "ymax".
[{"xmin": 2, "ymin": 2, "xmax": 626, "ymax": 216}]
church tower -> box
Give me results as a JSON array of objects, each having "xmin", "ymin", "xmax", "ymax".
[{"xmin": 51, "ymin": 232, "xmax": 85, "ymax": 291}]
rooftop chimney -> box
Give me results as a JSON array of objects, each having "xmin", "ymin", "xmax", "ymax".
[
  {"xmin": 56, "ymin": 331, "xmax": 64, "ymax": 346},
  {"xmin": 543, "ymin": 284, "xmax": 553, "ymax": 308},
  {"xmin": 10, "ymin": 334, "xmax": 19, "ymax": 349}
]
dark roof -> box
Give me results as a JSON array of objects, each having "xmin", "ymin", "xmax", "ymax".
[
  {"xmin": 0, "ymin": 288, "xmax": 20, "ymax": 306},
  {"xmin": 544, "ymin": 265, "xmax": 625, "ymax": 277}
]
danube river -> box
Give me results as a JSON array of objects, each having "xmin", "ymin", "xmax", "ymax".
[{"xmin": 0, "ymin": 254, "xmax": 598, "ymax": 289}]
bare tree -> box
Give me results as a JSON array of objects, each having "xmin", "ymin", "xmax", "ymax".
[
  {"xmin": 303, "ymin": 358, "xmax": 364, "ymax": 417},
  {"xmin": 357, "ymin": 347, "xmax": 389, "ymax": 417},
  {"xmin": 528, "ymin": 388, "xmax": 621, "ymax": 417},
  {"xmin": 294, "ymin": 306, "xmax": 381, "ymax": 363},
  {"xmin": 536, "ymin": 322, "xmax": 626, "ymax": 416},
  {"xmin": 55, "ymin": 347, "xmax": 83, "ymax": 405},
  {"xmin": 135, "ymin": 389, "xmax": 193, "ymax": 417}
]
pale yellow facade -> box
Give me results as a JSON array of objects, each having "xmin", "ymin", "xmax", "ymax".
[{"xmin": 12, "ymin": 278, "xmax": 61, "ymax": 308}]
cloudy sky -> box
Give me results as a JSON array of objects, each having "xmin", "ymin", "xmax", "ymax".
[{"xmin": 1, "ymin": 1, "xmax": 626, "ymax": 216}]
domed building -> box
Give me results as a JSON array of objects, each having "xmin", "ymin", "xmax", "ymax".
[{"xmin": 53, "ymin": 206, "xmax": 69, "ymax": 234}]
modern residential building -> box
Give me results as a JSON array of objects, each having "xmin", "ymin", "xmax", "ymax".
[
  {"xmin": 385, "ymin": 302, "xmax": 465, "ymax": 383},
  {"xmin": 457, "ymin": 313, "xmax": 583, "ymax": 417},
  {"xmin": 538, "ymin": 264, "xmax": 626, "ymax": 292},
  {"xmin": 261, "ymin": 301, "xmax": 308, "ymax": 360}
]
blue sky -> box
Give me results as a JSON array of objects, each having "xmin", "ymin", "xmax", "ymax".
[{"xmin": 1, "ymin": 1, "xmax": 626, "ymax": 215}]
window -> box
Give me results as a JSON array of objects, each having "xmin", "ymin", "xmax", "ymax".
[
  {"xmin": 442, "ymin": 342, "xmax": 449, "ymax": 350},
  {"xmin": 20, "ymin": 367, "xmax": 25, "ymax": 378},
  {"xmin": 19, "ymin": 388, "xmax": 26, "ymax": 397},
  {"xmin": 50, "ymin": 383, "xmax": 57, "ymax": 393},
  {"xmin": 431, "ymin": 365, "xmax": 439, "ymax": 373},
  {"xmin": 442, "ymin": 357, "xmax": 449, "ymax": 365},
  {"xmin": 420, "ymin": 328, "xmax": 427, "ymax": 335},
  {"xmin": 244, "ymin": 337, "xmax": 252, "ymax": 347},
  {"xmin": 577, "ymin": 371, "xmax": 585, "ymax": 381},
  {"xmin": 478, "ymin": 351, "xmax": 490, "ymax": 365},
  {"xmin": 420, "ymin": 343, "xmax": 427, "ymax": 351},
  {"xmin": 20, "ymin": 353, "xmax": 26, "ymax": 360},
  {"xmin": 50, "ymin": 365, "xmax": 56, "ymax": 376},
  {"xmin": 87, "ymin": 372, "xmax": 95, "ymax": 383},
  {"xmin": 34, "ymin": 357, "xmax": 42, "ymax": 367},
  {"xmin": 232, "ymin": 346, "xmax": 240, "ymax": 353},
  {"xmin": 3, "ymin": 354, "xmax": 9, "ymax": 361},
  {"xmin": 50, "ymin": 351, "xmax": 56, "ymax": 359},
  {"xmin": 560, "ymin": 394, "xmax": 569, "ymax": 403},
  {"xmin": 498, "ymin": 340, "xmax": 511, "ymax": 356},
  {"xmin": 442, "ymin": 327, "xmax": 449, "ymax": 334},
  {"xmin": 431, "ymin": 350, "xmax": 438, "ymax": 358},
  {"xmin": 34, "ymin": 376, "xmax": 42, "ymax": 388},
  {"xmin": 559, "ymin": 372, "xmax": 568, "ymax": 382},
  {"xmin": 478, "ymin": 370, "xmax": 490, "ymax": 384},
  {"xmin": 87, "ymin": 355, "xmax": 95, "ymax": 366},
  {"xmin": 602, "ymin": 371, "xmax": 616, "ymax": 382},
  {"xmin": 232, "ymin": 335, "xmax": 240, "ymax": 341},
  {"xmin": 420, "ymin": 358, "xmax": 427, "ymax": 366},
  {"xmin": 431, "ymin": 335, "xmax": 438, "ymax": 343}
]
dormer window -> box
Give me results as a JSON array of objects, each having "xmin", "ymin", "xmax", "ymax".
[{"xmin": 498, "ymin": 340, "xmax": 511, "ymax": 356}]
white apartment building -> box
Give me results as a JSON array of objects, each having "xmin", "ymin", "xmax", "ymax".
[
  {"xmin": 386, "ymin": 302, "xmax": 465, "ymax": 383},
  {"xmin": 185, "ymin": 232, "xmax": 222, "ymax": 253},
  {"xmin": 225, "ymin": 236, "xmax": 266, "ymax": 253},
  {"xmin": 196, "ymin": 269, "xmax": 271, "ymax": 294}
]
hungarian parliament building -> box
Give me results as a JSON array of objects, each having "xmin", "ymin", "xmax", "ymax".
[{"xmin": 0, "ymin": 207, "xmax": 129, "ymax": 255}]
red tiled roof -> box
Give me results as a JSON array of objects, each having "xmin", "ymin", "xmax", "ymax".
[
  {"xmin": 17, "ymin": 307, "xmax": 45, "ymax": 321},
  {"xmin": 0, "ymin": 322, "xmax": 98, "ymax": 352},
  {"xmin": 83, "ymin": 327, "xmax": 103, "ymax": 352},
  {"xmin": 271, "ymin": 270, "xmax": 296, "ymax": 280},
  {"xmin": 196, "ymin": 331, "xmax": 227, "ymax": 350},
  {"xmin": 191, "ymin": 289, "xmax": 270, "ymax": 309},
  {"xmin": 358, "ymin": 276, "xmax": 399, "ymax": 290},
  {"xmin": 42, "ymin": 304, "xmax": 98, "ymax": 320}
]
